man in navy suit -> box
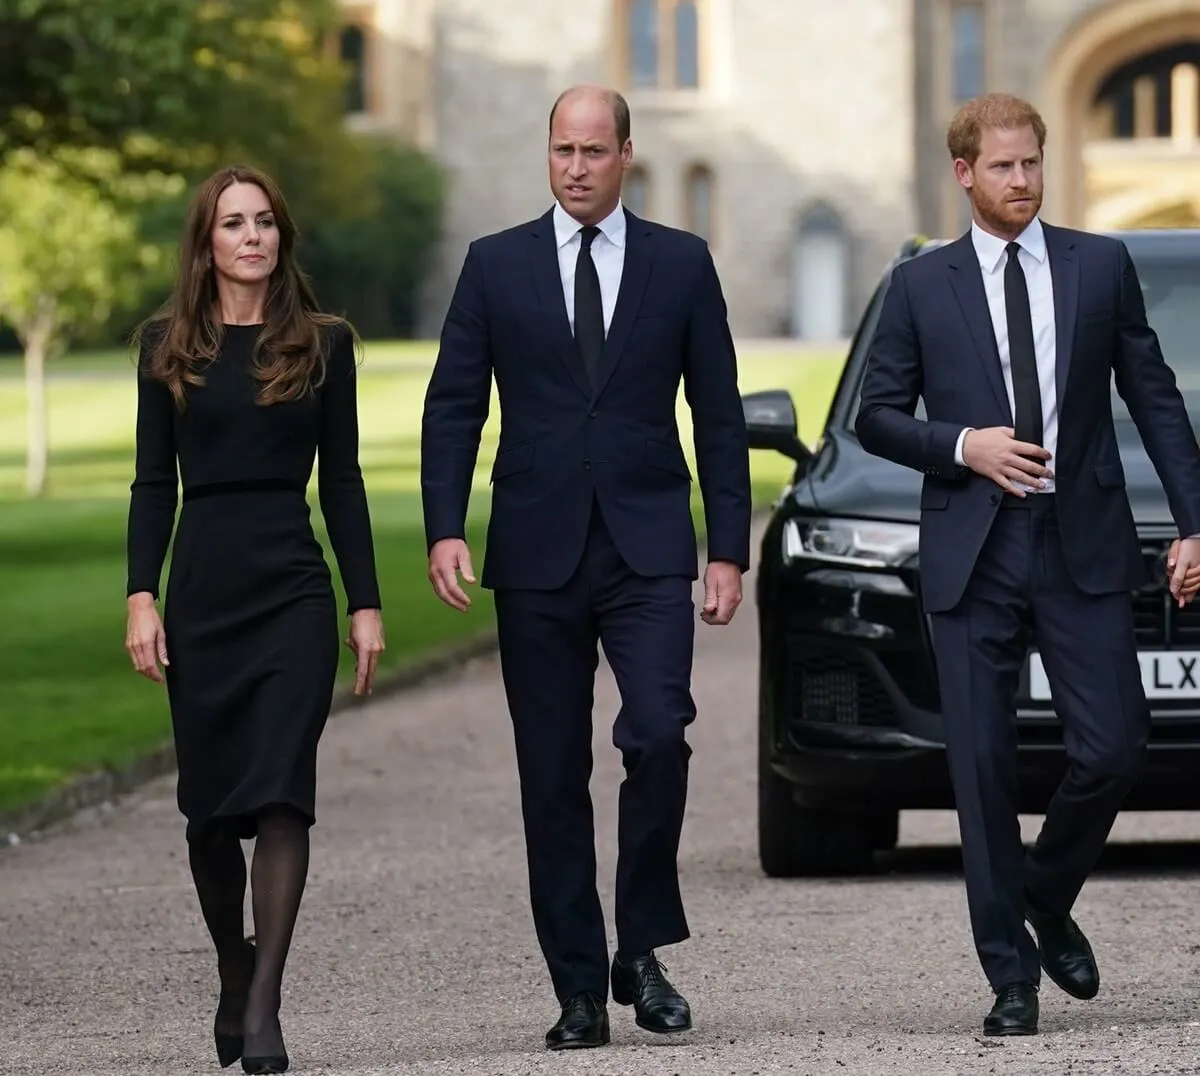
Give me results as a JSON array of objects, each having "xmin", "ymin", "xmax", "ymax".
[
  {"xmin": 856, "ymin": 93, "xmax": 1200, "ymax": 1036},
  {"xmin": 420, "ymin": 84, "xmax": 751, "ymax": 1049}
]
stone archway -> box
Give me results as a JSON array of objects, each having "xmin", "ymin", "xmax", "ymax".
[{"xmin": 1042, "ymin": 0, "xmax": 1200, "ymax": 227}]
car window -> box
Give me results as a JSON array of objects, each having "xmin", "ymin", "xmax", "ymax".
[
  {"xmin": 1120, "ymin": 256, "xmax": 1200, "ymax": 420},
  {"xmin": 839, "ymin": 272, "xmax": 925, "ymax": 429}
]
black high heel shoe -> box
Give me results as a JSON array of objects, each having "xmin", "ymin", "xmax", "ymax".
[
  {"xmin": 214, "ymin": 938, "xmax": 256, "ymax": 1069},
  {"xmin": 241, "ymin": 1017, "xmax": 289, "ymax": 1075},
  {"xmin": 241, "ymin": 1049, "xmax": 289, "ymax": 1075}
]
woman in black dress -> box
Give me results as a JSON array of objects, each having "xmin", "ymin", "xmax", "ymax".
[{"xmin": 124, "ymin": 164, "xmax": 385, "ymax": 1074}]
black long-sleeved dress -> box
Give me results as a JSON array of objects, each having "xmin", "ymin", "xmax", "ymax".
[{"xmin": 126, "ymin": 321, "xmax": 382, "ymax": 842}]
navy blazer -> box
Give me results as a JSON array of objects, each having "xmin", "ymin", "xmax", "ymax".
[
  {"xmin": 420, "ymin": 207, "xmax": 751, "ymax": 591},
  {"xmin": 855, "ymin": 223, "xmax": 1200, "ymax": 614}
]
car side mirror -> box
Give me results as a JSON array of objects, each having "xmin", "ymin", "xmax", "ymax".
[{"xmin": 742, "ymin": 389, "xmax": 811, "ymax": 463}]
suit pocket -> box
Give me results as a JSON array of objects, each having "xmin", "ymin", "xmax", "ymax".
[
  {"xmin": 490, "ymin": 441, "xmax": 535, "ymax": 483},
  {"xmin": 645, "ymin": 438, "xmax": 692, "ymax": 480},
  {"xmin": 920, "ymin": 485, "xmax": 950, "ymax": 511},
  {"xmin": 1094, "ymin": 461, "xmax": 1126, "ymax": 488}
]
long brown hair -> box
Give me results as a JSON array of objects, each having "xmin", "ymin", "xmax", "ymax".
[{"xmin": 135, "ymin": 164, "xmax": 345, "ymax": 407}]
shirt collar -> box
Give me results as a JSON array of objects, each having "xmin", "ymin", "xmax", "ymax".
[
  {"xmin": 553, "ymin": 200, "xmax": 627, "ymax": 250},
  {"xmin": 971, "ymin": 215, "xmax": 1046, "ymax": 274}
]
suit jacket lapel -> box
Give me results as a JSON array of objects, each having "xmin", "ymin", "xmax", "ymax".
[
  {"xmin": 590, "ymin": 211, "xmax": 655, "ymax": 400},
  {"xmin": 1044, "ymin": 223, "xmax": 1079, "ymax": 407},
  {"xmin": 527, "ymin": 209, "xmax": 591, "ymax": 397},
  {"xmin": 946, "ymin": 234, "xmax": 1013, "ymax": 423}
]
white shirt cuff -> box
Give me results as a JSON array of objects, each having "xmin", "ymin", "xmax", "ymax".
[{"xmin": 953, "ymin": 427, "xmax": 973, "ymax": 467}]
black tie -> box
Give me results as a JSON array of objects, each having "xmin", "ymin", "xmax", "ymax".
[
  {"xmin": 574, "ymin": 225, "xmax": 604, "ymax": 385},
  {"xmin": 1004, "ymin": 241, "xmax": 1043, "ymax": 447}
]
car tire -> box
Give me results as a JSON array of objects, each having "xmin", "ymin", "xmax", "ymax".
[{"xmin": 758, "ymin": 712, "xmax": 895, "ymax": 876}]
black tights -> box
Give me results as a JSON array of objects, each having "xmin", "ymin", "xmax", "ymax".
[{"xmin": 189, "ymin": 805, "xmax": 310, "ymax": 1057}]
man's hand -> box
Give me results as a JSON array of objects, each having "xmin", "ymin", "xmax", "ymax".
[
  {"xmin": 346, "ymin": 609, "xmax": 386, "ymax": 695},
  {"xmin": 1167, "ymin": 537, "xmax": 1200, "ymax": 606},
  {"xmin": 428, "ymin": 537, "xmax": 476, "ymax": 612},
  {"xmin": 701, "ymin": 560, "xmax": 742, "ymax": 625},
  {"xmin": 962, "ymin": 427, "xmax": 1053, "ymax": 495}
]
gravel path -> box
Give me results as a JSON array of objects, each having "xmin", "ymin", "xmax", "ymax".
[{"xmin": 4, "ymin": 523, "xmax": 1200, "ymax": 1075}]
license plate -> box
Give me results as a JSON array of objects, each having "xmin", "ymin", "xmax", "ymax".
[{"xmin": 1028, "ymin": 651, "xmax": 1200, "ymax": 701}]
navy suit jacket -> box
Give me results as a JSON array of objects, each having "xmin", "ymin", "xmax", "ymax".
[
  {"xmin": 855, "ymin": 223, "xmax": 1200, "ymax": 614},
  {"xmin": 420, "ymin": 206, "xmax": 751, "ymax": 591}
]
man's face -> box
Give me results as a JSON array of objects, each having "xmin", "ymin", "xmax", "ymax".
[
  {"xmin": 955, "ymin": 124, "xmax": 1043, "ymax": 238},
  {"xmin": 548, "ymin": 93, "xmax": 632, "ymax": 226}
]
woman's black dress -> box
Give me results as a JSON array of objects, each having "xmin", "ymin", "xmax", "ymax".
[{"xmin": 126, "ymin": 322, "xmax": 381, "ymax": 842}]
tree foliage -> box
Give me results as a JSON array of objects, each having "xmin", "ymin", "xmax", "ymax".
[
  {"xmin": 303, "ymin": 138, "xmax": 446, "ymax": 337},
  {"xmin": 0, "ymin": 145, "xmax": 180, "ymax": 492},
  {"xmin": 0, "ymin": 0, "xmax": 367, "ymax": 214}
]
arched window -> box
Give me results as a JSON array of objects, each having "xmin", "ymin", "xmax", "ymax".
[
  {"xmin": 949, "ymin": 2, "xmax": 984, "ymax": 102},
  {"xmin": 624, "ymin": 164, "xmax": 650, "ymax": 217},
  {"xmin": 792, "ymin": 202, "xmax": 850, "ymax": 341},
  {"xmin": 339, "ymin": 24, "xmax": 367, "ymax": 114},
  {"xmin": 683, "ymin": 163, "xmax": 714, "ymax": 241},
  {"xmin": 673, "ymin": 1, "xmax": 700, "ymax": 89},
  {"xmin": 619, "ymin": 0, "xmax": 703, "ymax": 91},
  {"xmin": 627, "ymin": 0, "xmax": 659, "ymax": 89}
]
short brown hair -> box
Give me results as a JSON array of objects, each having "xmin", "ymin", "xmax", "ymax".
[
  {"xmin": 548, "ymin": 85, "xmax": 631, "ymax": 147},
  {"xmin": 947, "ymin": 93, "xmax": 1047, "ymax": 164}
]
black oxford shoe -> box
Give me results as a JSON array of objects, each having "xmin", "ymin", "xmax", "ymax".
[
  {"xmin": 545, "ymin": 993, "xmax": 609, "ymax": 1050},
  {"xmin": 1026, "ymin": 901, "xmax": 1100, "ymax": 1000},
  {"xmin": 984, "ymin": 982, "xmax": 1038, "ymax": 1036},
  {"xmin": 610, "ymin": 952, "xmax": 692, "ymax": 1034}
]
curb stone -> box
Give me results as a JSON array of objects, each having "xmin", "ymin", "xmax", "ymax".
[{"xmin": 0, "ymin": 629, "xmax": 499, "ymax": 844}]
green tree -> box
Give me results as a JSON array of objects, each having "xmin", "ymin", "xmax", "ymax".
[
  {"xmin": 0, "ymin": 147, "xmax": 178, "ymax": 495},
  {"xmin": 303, "ymin": 138, "xmax": 446, "ymax": 337},
  {"xmin": 0, "ymin": 0, "xmax": 368, "ymax": 219}
]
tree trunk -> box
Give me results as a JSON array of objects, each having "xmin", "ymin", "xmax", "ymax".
[{"xmin": 23, "ymin": 326, "xmax": 50, "ymax": 497}]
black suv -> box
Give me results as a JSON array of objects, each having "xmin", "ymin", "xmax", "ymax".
[{"xmin": 745, "ymin": 229, "xmax": 1200, "ymax": 877}]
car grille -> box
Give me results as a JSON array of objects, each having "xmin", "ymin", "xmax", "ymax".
[
  {"xmin": 784, "ymin": 639, "xmax": 897, "ymax": 728},
  {"xmin": 1133, "ymin": 539, "xmax": 1200, "ymax": 645}
]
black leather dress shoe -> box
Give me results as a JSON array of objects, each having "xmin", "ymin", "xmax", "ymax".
[
  {"xmin": 1026, "ymin": 902, "xmax": 1100, "ymax": 1000},
  {"xmin": 610, "ymin": 952, "xmax": 692, "ymax": 1033},
  {"xmin": 545, "ymin": 993, "xmax": 609, "ymax": 1050},
  {"xmin": 983, "ymin": 982, "xmax": 1038, "ymax": 1036}
]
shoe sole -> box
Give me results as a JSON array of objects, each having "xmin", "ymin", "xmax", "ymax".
[
  {"xmin": 983, "ymin": 1026, "xmax": 1038, "ymax": 1037},
  {"xmin": 546, "ymin": 1033, "xmax": 610, "ymax": 1051},
  {"xmin": 634, "ymin": 1018, "xmax": 692, "ymax": 1034}
]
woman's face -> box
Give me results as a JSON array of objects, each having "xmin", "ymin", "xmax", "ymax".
[{"xmin": 209, "ymin": 181, "xmax": 279, "ymax": 287}]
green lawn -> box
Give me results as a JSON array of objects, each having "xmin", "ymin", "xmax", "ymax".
[{"xmin": 0, "ymin": 342, "xmax": 843, "ymax": 816}]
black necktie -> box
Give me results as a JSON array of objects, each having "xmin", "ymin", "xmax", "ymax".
[
  {"xmin": 1004, "ymin": 241, "xmax": 1043, "ymax": 447},
  {"xmin": 574, "ymin": 225, "xmax": 604, "ymax": 385}
]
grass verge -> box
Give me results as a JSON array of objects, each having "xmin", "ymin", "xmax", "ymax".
[{"xmin": 0, "ymin": 343, "xmax": 842, "ymax": 816}]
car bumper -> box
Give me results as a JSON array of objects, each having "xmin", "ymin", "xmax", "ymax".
[{"xmin": 768, "ymin": 634, "xmax": 1200, "ymax": 813}]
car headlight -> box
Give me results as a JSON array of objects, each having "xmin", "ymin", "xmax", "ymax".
[{"xmin": 783, "ymin": 517, "xmax": 919, "ymax": 569}]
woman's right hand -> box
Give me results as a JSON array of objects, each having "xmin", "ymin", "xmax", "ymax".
[{"xmin": 126, "ymin": 593, "xmax": 169, "ymax": 683}]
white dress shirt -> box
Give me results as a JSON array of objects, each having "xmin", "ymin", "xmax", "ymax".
[
  {"xmin": 953, "ymin": 217, "xmax": 1059, "ymax": 494},
  {"xmin": 553, "ymin": 200, "xmax": 626, "ymax": 335}
]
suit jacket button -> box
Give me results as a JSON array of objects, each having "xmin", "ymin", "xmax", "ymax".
[
  {"xmin": 990, "ymin": 493, "xmax": 999, "ymax": 504},
  {"xmin": 584, "ymin": 460, "xmax": 591, "ymax": 470},
  {"xmin": 588, "ymin": 409, "xmax": 597, "ymax": 418}
]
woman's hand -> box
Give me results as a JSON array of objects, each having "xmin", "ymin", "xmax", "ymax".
[
  {"xmin": 346, "ymin": 608, "xmax": 386, "ymax": 696},
  {"xmin": 1167, "ymin": 538, "xmax": 1200, "ymax": 606},
  {"xmin": 126, "ymin": 593, "xmax": 169, "ymax": 683}
]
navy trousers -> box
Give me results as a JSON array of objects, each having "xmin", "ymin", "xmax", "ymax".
[
  {"xmin": 929, "ymin": 495, "xmax": 1149, "ymax": 991},
  {"xmin": 493, "ymin": 498, "xmax": 696, "ymax": 1002}
]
